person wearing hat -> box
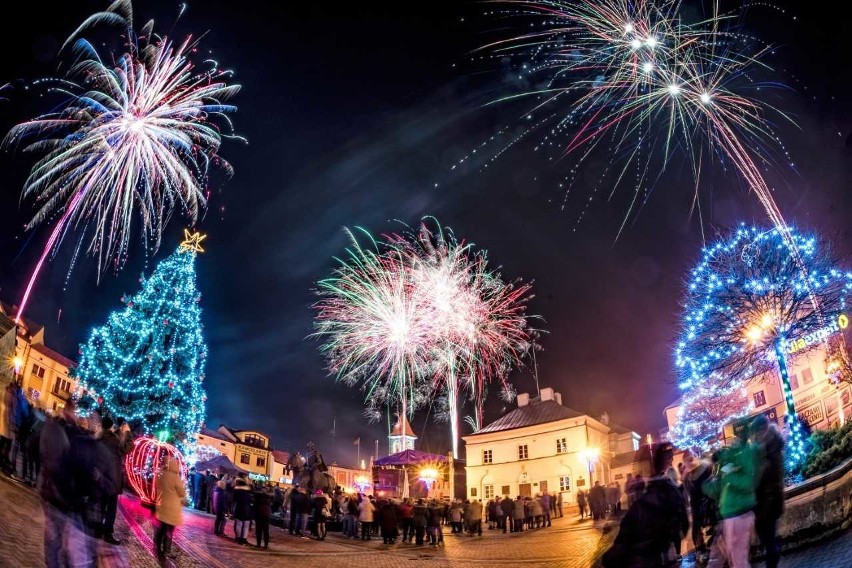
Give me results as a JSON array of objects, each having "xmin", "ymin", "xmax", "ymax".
[{"xmin": 751, "ymin": 414, "xmax": 784, "ymax": 568}]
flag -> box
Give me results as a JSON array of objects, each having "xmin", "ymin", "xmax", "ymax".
[{"xmin": 353, "ymin": 437, "xmax": 360, "ymax": 446}]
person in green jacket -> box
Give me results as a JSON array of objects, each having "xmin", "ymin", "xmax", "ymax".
[{"xmin": 705, "ymin": 425, "xmax": 759, "ymax": 568}]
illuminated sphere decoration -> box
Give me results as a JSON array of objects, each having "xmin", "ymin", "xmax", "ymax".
[{"xmin": 126, "ymin": 437, "xmax": 187, "ymax": 504}]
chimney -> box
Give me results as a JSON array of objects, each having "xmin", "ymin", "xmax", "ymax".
[
  {"xmin": 540, "ymin": 387, "xmax": 554, "ymax": 402},
  {"xmin": 554, "ymin": 392, "xmax": 562, "ymax": 406},
  {"xmin": 517, "ymin": 393, "xmax": 530, "ymax": 407}
]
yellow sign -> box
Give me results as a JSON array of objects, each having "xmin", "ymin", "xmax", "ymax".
[{"xmin": 787, "ymin": 314, "xmax": 848, "ymax": 354}]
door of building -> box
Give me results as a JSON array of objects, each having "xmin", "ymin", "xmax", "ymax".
[
  {"xmin": 519, "ymin": 483, "xmax": 532, "ymax": 497},
  {"xmin": 539, "ymin": 480, "xmax": 548, "ymax": 494}
]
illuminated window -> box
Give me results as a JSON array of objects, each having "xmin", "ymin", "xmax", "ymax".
[
  {"xmin": 240, "ymin": 453, "xmax": 250, "ymax": 464},
  {"xmin": 484, "ymin": 485, "xmax": 494, "ymax": 499},
  {"xmin": 256, "ymin": 456, "xmax": 266, "ymax": 468},
  {"xmin": 789, "ymin": 373, "xmax": 799, "ymax": 390},
  {"xmin": 482, "ymin": 449, "xmax": 493, "ymax": 464},
  {"xmin": 243, "ymin": 434, "xmax": 266, "ymax": 448},
  {"xmin": 802, "ymin": 369, "xmax": 813, "ymax": 385},
  {"xmin": 559, "ymin": 477, "xmax": 570, "ymax": 491},
  {"xmin": 31, "ymin": 364, "xmax": 46, "ymax": 379},
  {"xmin": 54, "ymin": 378, "xmax": 71, "ymax": 394},
  {"xmin": 518, "ymin": 444, "xmax": 529, "ymax": 460},
  {"xmin": 753, "ymin": 391, "xmax": 766, "ymax": 407},
  {"xmin": 556, "ymin": 438, "xmax": 567, "ymax": 454}
]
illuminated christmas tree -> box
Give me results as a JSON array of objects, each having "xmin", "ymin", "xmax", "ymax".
[{"xmin": 75, "ymin": 231, "xmax": 208, "ymax": 442}]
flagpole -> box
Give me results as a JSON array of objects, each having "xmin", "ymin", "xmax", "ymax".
[{"xmin": 357, "ymin": 441, "xmax": 360, "ymax": 469}]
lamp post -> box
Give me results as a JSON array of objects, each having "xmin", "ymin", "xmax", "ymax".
[{"xmin": 580, "ymin": 448, "xmax": 600, "ymax": 486}]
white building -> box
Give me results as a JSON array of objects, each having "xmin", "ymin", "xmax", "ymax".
[{"xmin": 462, "ymin": 387, "xmax": 641, "ymax": 504}]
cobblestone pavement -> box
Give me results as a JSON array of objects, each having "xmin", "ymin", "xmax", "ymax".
[{"xmin": 2, "ymin": 474, "xmax": 849, "ymax": 568}]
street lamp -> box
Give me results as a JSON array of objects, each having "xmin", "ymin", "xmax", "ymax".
[
  {"xmin": 419, "ymin": 467, "xmax": 439, "ymax": 494},
  {"xmin": 580, "ymin": 448, "xmax": 600, "ymax": 485}
]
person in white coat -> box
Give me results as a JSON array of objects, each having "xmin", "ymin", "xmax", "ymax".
[
  {"xmin": 358, "ymin": 495, "xmax": 375, "ymax": 540},
  {"xmin": 155, "ymin": 458, "xmax": 187, "ymax": 558}
]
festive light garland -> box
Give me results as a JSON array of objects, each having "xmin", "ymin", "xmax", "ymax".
[
  {"xmin": 673, "ymin": 225, "xmax": 852, "ymax": 465},
  {"xmin": 74, "ymin": 233, "xmax": 208, "ymax": 444}
]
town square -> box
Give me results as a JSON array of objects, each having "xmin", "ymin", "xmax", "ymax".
[{"xmin": 0, "ymin": 1, "xmax": 850, "ymax": 567}]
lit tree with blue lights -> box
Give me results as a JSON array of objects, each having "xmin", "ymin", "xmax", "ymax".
[
  {"xmin": 75, "ymin": 232, "xmax": 208, "ymax": 443},
  {"xmin": 673, "ymin": 225, "xmax": 852, "ymax": 465}
]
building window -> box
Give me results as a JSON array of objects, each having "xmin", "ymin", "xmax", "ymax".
[
  {"xmin": 556, "ymin": 438, "xmax": 567, "ymax": 454},
  {"xmin": 482, "ymin": 449, "xmax": 493, "ymax": 464},
  {"xmin": 31, "ymin": 364, "xmax": 46, "ymax": 379},
  {"xmin": 256, "ymin": 456, "xmax": 266, "ymax": 468},
  {"xmin": 501, "ymin": 485, "xmax": 510, "ymax": 496},
  {"xmin": 240, "ymin": 453, "xmax": 250, "ymax": 465},
  {"xmin": 789, "ymin": 373, "xmax": 799, "ymax": 390},
  {"xmin": 219, "ymin": 442, "xmax": 226, "ymax": 447},
  {"xmin": 518, "ymin": 444, "xmax": 529, "ymax": 460},
  {"xmin": 753, "ymin": 390, "xmax": 766, "ymax": 407},
  {"xmin": 484, "ymin": 485, "xmax": 494, "ymax": 499},
  {"xmin": 470, "ymin": 488, "xmax": 478, "ymax": 497},
  {"xmin": 802, "ymin": 369, "xmax": 813, "ymax": 385},
  {"xmin": 243, "ymin": 434, "xmax": 266, "ymax": 448},
  {"xmin": 559, "ymin": 476, "xmax": 570, "ymax": 491},
  {"xmin": 27, "ymin": 388, "xmax": 40, "ymax": 401},
  {"xmin": 54, "ymin": 378, "xmax": 71, "ymax": 394}
]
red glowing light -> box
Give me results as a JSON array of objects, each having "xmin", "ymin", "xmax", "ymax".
[{"xmin": 125, "ymin": 437, "xmax": 187, "ymax": 504}]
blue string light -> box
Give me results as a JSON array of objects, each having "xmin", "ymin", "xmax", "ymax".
[{"xmin": 74, "ymin": 240, "xmax": 208, "ymax": 445}]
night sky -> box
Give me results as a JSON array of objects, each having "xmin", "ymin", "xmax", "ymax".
[{"xmin": 0, "ymin": 1, "xmax": 849, "ymax": 466}]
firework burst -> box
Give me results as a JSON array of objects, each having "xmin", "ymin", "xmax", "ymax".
[
  {"xmin": 314, "ymin": 220, "xmax": 536, "ymax": 450},
  {"xmin": 476, "ymin": 0, "xmax": 795, "ymax": 238},
  {"xmin": 4, "ymin": 1, "xmax": 241, "ymax": 320}
]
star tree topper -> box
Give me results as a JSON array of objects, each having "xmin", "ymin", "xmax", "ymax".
[{"xmin": 179, "ymin": 230, "xmax": 207, "ymax": 253}]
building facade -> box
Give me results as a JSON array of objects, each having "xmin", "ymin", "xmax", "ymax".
[
  {"xmin": 1, "ymin": 302, "xmax": 78, "ymax": 413},
  {"xmin": 665, "ymin": 338, "xmax": 852, "ymax": 446},
  {"xmin": 196, "ymin": 425, "xmax": 276, "ymax": 479},
  {"xmin": 462, "ymin": 387, "xmax": 641, "ymax": 505}
]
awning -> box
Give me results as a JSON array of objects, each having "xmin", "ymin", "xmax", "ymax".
[{"xmin": 195, "ymin": 455, "xmax": 249, "ymax": 475}]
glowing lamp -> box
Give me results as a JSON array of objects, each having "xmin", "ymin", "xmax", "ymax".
[
  {"xmin": 12, "ymin": 356, "xmax": 23, "ymax": 375},
  {"xmin": 354, "ymin": 475, "xmax": 372, "ymax": 493},
  {"xmin": 125, "ymin": 437, "xmax": 187, "ymax": 504},
  {"xmin": 419, "ymin": 467, "xmax": 440, "ymax": 489}
]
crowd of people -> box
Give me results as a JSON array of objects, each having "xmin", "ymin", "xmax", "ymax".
[
  {"xmin": 602, "ymin": 415, "xmax": 785, "ymax": 568},
  {"xmin": 576, "ymin": 480, "xmax": 625, "ymax": 521}
]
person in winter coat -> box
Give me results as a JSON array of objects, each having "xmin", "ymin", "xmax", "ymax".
[
  {"xmin": 205, "ymin": 470, "xmax": 217, "ymax": 513},
  {"xmin": 752, "ymin": 415, "xmax": 784, "ymax": 568},
  {"xmin": 9, "ymin": 382, "xmax": 29, "ymax": 477},
  {"xmin": 511, "ymin": 496, "xmax": 525, "ymax": 532},
  {"xmin": 379, "ymin": 500, "xmax": 399, "ymax": 544},
  {"xmin": 213, "ymin": 475, "xmax": 228, "ymax": 535},
  {"xmin": 427, "ymin": 501, "xmax": 444, "ymax": 545},
  {"xmin": 577, "ymin": 490, "xmax": 588, "ymax": 519},
  {"xmin": 397, "ymin": 499, "xmax": 414, "ymax": 542},
  {"xmin": 0, "ymin": 382, "xmax": 13, "ymax": 473},
  {"xmin": 682, "ymin": 450, "xmax": 712, "ymax": 558},
  {"xmin": 449, "ymin": 501, "xmax": 463, "ymax": 534},
  {"xmin": 97, "ymin": 416, "xmax": 133, "ymax": 545},
  {"xmin": 155, "ymin": 457, "xmax": 187, "ymax": 558},
  {"xmin": 466, "ymin": 500, "xmax": 483, "ymax": 536},
  {"xmin": 589, "ymin": 482, "xmax": 607, "ymax": 520},
  {"xmin": 290, "ymin": 486, "xmax": 311, "ymax": 536},
  {"xmin": 703, "ymin": 428, "xmax": 759, "ymax": 568},
  {"xmin": 411, "ymin": 499, "xmax": 430, "ymax": 545},
  {"xmin": 499, "ymin": 496, "xmax": 513, "ymax": 533},
  {"xmin": 358, "ymin": 494, "xmax": 376, "ymax": 540},
  {"xmin": 530, "ymin": 496, "xmax": 543, "ymax": 528},
  {"xmin": 344, "ymin": 496, "xmax": 360, "ymax": 538},
  {"xmin": 541, "ymin": 492, "xmax": 552, "ymax": 527},
  {"xmin": 232, "ymin": 474, "xmax": 253, "ymax": 545},
  {"xmin": 602, "ymin": 443, "xmax": 689, "ymax": 568},
  {"xmin": 312, "ymin": 489, "xmax": 331, "ymax": 540},
  {"xmin": 253, "ymin": 485, "xmax": 273, "ymax": 548}
]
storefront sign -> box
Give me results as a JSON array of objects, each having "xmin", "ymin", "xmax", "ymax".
[
  {"xmin": 787, "ymin": 314, "xmax": 849, "ymax": 354},
  {"xmin": 797, "ymin": 402, "xmax": 825, "ymax": 428},
  {"xmin": 733, "ymin": 407, "xmax": 778, "ymax": 437}
]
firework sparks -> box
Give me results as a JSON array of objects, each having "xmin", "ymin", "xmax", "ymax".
[
  {"xmin": 4, "ymin": 1, "xmax": 241, "ymax": 321},
  {"xmin": 477, "ymin": 0, "xmax": 795, "ymax": 238},
  {"xmin": 314, "ymin": 220, "xmax": 536, "ymax": 449}
]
